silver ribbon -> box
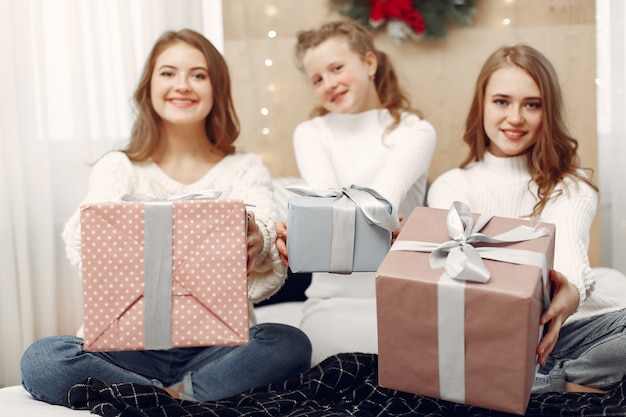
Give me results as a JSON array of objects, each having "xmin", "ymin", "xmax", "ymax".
[
  {"xmin": 121, "ymin": 191, "xmax": 222, "ymax": 350},
  {"xmin": 390, "ymin": 201, "xmax": 551, "ymax": 403},
  {"xmin": 121, "ymin": 190, "xmax": 222, "ymax": 203},
  {"xmin": 287, "ymin": 181, "xmax": 399, "ymax": 274}
]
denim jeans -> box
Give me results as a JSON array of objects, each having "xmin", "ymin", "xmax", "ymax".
[
  {"xmin": 21, "ymin": 323, "xmax": 311, "ymax": 405},
  {"xmin": 532, "ymin": 307, "xmax": 626, "ymax": 393}
]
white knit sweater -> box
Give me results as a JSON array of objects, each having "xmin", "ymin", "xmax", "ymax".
[
  {"xmin": 427, "ymin": 151, "xmax": 626, "ymax": 324},
  {"xmin": 294, "ymin": 109, "xmax": 436, "ymax": 219},
  {"xmin": 292, "ymin": 109, "xmax": 436, "ymax": 364},
  {"xmin": 62, "ymin": 151, "xmax": 287, "ymax": 317}
]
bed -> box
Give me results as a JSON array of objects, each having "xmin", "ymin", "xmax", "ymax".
[
  {"xmin": 0, "ymin": 385, "xmax": 91, "ymax": 416},
  {"xmin": 4, "ymin": 279, "xmax": 626, "ymax": 416},
  {"xmin": 3, "ymin": 180, "xmax": 626, "ymax": 416},
  {"xmin": 4, "ymin": 276, "xmax": 626, "ymax": 416}
]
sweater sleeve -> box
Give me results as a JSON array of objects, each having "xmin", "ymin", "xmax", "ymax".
[
  {"xmin": 217, "ymin": 153, "xmax": 287, "ymax": 302},
  {"xmin": 542, "ymin": 180, "xmax": 597, "ymax": 307},
  {"xmin": 369, "ymin": 116, "xmax": 436, "ymax": 209},
  {"xmin": 61, "ymin": 151, "xmax": 136, "ymax": 275}
]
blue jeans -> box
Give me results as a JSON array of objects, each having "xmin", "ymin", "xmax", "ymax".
[
  {"xmin": 21, "ymin": 323, "xmax": 311, "ymax": 405},
  {"xmin": 533, "ymin": 308, "xmax": 626, "ymax": 393}
]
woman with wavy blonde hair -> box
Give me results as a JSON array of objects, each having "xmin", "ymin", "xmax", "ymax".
[
  {"xmin": 293, "ymin": 19, "xmax": 423, "ymax": 130},
  {"xmin": 428, "ymin": 44, "xmax": 626, "ymax": 394},
  {"xmin": 277, "ymin": 19, "xmax": 436, "ymax": 365},
  {"xmin": 458, "ymin": 44, "xmax": 596, "ymax": 217}
]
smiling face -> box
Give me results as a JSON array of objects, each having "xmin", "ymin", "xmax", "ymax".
[
  {"xmin": 150, "ymin": 41, "xmax": 213, "ymax": 129},
  {"xmin": 483, "ymin": 65, "xmax": 544, "ymax": 157},
  {"xmin": 301, "ymin": 37, "xmax": 381, "ymax": 114}
]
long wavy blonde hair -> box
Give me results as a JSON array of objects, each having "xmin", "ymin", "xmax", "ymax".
[{"xmin": 461, "ymin": 44, "xmax": 597, "ymax": 217}]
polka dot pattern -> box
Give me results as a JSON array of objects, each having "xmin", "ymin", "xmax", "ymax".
[{"xmin": 80, "ymin": 199, "xmax": 249, "ymax": 351}]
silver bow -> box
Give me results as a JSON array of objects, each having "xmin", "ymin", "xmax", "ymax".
[
  {"xmin": 286, "ymin": 180, "xmax": 399, "ymax": 231},
  {"xmin": 392, "ymin": 201, "xmax": 550, "ymax": 289}
]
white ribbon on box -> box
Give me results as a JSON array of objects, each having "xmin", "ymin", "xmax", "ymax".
[
  {"xmin": 390, "ymin": 201, "xmax": 551, "ymax": 403},
  {"xmin": 120, "ymin": 191, "xmax": 222, "ymax": 350},
  {"xmin": 287, "ymin": 181, "xmax": 399, "ymax": 274}
]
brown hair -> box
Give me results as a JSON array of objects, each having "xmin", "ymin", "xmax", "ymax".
[
  {"xmin": 294, "ymin": 20, "xmax": 422, "ymax": 132},
  {"xmin": 461, "ymin": 44, "xmax": 597, "ymax": 217},
  {"xmin": 124, "ymin": 29, "xmax": 239, "ymax": 161}
]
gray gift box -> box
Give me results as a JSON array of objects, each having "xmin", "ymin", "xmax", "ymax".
[{"xmin": 286, "ymin": 187, "xmax": 396, "ymax": 274}]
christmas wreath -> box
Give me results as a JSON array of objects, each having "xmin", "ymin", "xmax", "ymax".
[{"xmin": 328, "ymin": 0, "xmax": 477, "ymax": 43}]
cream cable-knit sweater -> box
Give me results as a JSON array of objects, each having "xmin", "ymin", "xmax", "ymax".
[
  {"xmin": 292, "ymin": 109, "xmax": 436, "ymax": 364},
  {"xmin": 62, "ymin": 151, "xmax": 287, "ymax": 333},
  {"xmin": 427, "ymin": 151, "xmax": 626, "ymax": 325}
]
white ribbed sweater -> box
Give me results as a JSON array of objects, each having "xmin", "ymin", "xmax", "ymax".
[
  {"xmin": 427, "ymin": 151, "xmax": 626, "ymax": 324},
  {"xmin": 293, "ymin": 109, "xmax": 436, "ymax": 220}
]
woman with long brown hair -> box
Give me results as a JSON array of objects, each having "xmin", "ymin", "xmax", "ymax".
[
  {"xmin": 20, "ymin": 29, "xmax": 311, "ymax": 406},
  {"xmin": 428, "ymin": 44, "xmax": 626, "ymax": 393}
]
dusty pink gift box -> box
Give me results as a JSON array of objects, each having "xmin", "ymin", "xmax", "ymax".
[
  {"xmin": 80, "ymin": 198, "xmax": 249, "ymax": 351},
  {"xmin": 376, "ymin": 206, "xmax": 555, "ymax": 415}
]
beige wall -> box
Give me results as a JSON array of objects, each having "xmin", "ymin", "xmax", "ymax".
[{"xmin": 222, "ymin": 0, "xmax": 600, "ymax": 265}]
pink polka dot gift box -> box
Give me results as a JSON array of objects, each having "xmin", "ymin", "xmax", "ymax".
[{"xmin": 79, "ymin": 196, "xmax": 249, "ymax": 352}]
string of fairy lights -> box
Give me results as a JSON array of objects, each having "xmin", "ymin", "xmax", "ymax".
[
  {"xmin": 252, "ymin": 0, "xmax": 521, "ymax": 139},
  {"xmin": 260, "ymin": 5, "xmax": 278, "ymax": 140}
]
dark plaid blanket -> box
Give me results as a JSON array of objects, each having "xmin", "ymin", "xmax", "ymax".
[{"xmin": 61, "ymin": 353, "xmax": 626, "ymax": 417}]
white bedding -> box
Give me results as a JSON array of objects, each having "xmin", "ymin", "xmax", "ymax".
[
  {"xmin": 255, "ymin": 301, "xmax": 304, "ymax": 327},
  {"xmin": 0, "ymin": 385, "xmax": 91, "ymax": 416}
]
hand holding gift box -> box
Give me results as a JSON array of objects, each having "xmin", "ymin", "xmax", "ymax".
[
  {"xmin": 80, "ymin": 192, "xmax": 249, "ymax": 352},
  {"xmin": 376, "ymin": 201, "xmax": 555, "ymax": 415},
  {"xmin": 285, "ymin": 180, "xmax": 399, "ymax": 274}
]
